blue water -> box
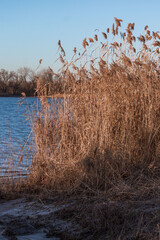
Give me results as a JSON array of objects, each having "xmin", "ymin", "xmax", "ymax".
[{"xmin": 0, "ymin": 97, "xmax": 37, "ymax": 177}]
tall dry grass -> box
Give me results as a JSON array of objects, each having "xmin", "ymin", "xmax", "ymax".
[{"xmin": 30, "ymin": 18, "xmax": 160, "ymax": 193}]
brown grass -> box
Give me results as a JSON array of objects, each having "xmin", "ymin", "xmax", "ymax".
[
  {"xmin": 29, "ymin": 18, "xmax": 160, "ymax": 193},
  {"xmin": 0, "ymin": 18, "xmax": 160, "ymax": 239}
]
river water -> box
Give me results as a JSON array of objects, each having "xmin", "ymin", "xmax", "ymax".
[{"xmin": 0, "ymin": 97, "xmax": 37, "ymax": 177}]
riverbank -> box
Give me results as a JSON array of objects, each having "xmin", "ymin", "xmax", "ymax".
[
  {"xmin": 0, "ymin": 196, "xmax": 78, "ymax": 240},
  {"xmin": 1, "ymin": 172, "xmax": 160, "ymax": 240},
  {"xmin": 0, "ymin": 18, "xmax": 160, "ymax": 240}
]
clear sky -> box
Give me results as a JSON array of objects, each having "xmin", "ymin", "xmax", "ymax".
[{"xmin": 0, "ymin": 0, "xmax": 160, "ymax": 72}]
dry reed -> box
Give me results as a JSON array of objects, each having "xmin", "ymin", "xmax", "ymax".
[
  {"xmin": 29, "ymin": 18, "xmax": 160, "ymax": 194},
  {"xmin": 0, "ymin": 17, "xmax": 159, "ymax": 240}
]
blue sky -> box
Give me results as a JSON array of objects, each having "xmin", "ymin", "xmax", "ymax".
[{"xmin": 0, "ymin": 0, "xmax": 160, "ymax": 72}]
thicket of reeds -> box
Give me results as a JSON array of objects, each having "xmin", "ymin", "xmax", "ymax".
[
  {"xmin": 29, "ymin": 18, "xmax": 160, "ymax": 194},
  {"xmin": 0, "ymin": 18, "xmax": 159, "ymax": 240}
]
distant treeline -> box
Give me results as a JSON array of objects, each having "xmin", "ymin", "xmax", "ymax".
[{"xmin": 0, "ymin": 67, "xmax": 67, "ymax": 97}]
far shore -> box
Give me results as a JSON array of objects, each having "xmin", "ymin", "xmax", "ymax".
[{"xmin": 0, "ymin": 94, "xmax": 70, "ymax": 98}]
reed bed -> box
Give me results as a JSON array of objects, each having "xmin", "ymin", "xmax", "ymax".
[
  {"xmin": 29, "ymin": 18, "xmax": 160, "ymax": 193},
  {"xmin": 0, "ymin": 18, "xmax": 160, "ymax": 239}
]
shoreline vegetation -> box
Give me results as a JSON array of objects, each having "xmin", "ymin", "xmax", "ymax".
[{"xmin": 0, "ymin": 18, "xmax": 160, "ymax": 239}]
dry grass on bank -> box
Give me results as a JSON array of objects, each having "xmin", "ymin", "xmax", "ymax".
[
  {"xmin": 29, "ymin": 18, "xmax": 160, "ymax": 194},
  {"xmin": 28, "ymin": 19, "xmax": 160, "ymax": 239},
  {"xmin": 0, "ymin": 18, "xmax": 160, "ymax": 239}
]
